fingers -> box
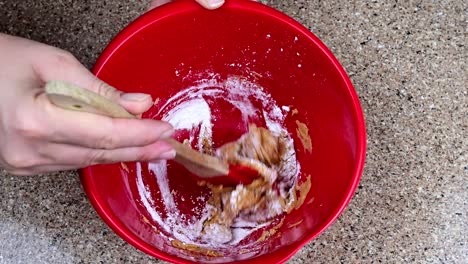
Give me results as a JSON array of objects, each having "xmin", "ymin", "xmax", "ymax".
[
  {"xmin": 37, "ymin": 93, "xmax": 174, "ymax": 149},
  {"xmin": 149, "ymin": 0, "xmax": 225, "ymax": 10},
  {"xmin": 38, "ymin": 140, "xmax": 175, "ymax": 167},
  {"xmin": 86, "ymin": 140, "xmax": 176, "ymax": 165},
  {"xmin": 4, "ymin": 129, "xmax": 176, "ymax": 176},
  {"xmin": 9, "ymin": 141, "xmax": 175, "ymax": 174},
  {"xmin": 195, "ymin": 0, "xmax": 225, "ymax": 9}
]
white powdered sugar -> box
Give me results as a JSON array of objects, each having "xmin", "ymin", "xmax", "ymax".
[
  {"xmin": 162, "ymin": 98, "xmax": 212, "ymax": 151},
  {"xmin": 263, "ymin": 104, "xmax": 284, "ymax": 134},
  {"xmin": 137, "ymin": 161, "xmax": 213, "ymax": 244},
  {"xmin": 163, "ymin": 98, "xmax": 211, "ymax": 131}
]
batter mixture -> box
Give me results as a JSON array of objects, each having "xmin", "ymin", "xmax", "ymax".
[
  {"xmin": 136, "ymin": 76, "xmax": 308, "ymax": 250},
  {"xmin": 199, "ymin": 124, "xmax": 298, "ymax": 243}
]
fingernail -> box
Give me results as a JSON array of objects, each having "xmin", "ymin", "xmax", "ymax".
[
  {"xmin": 149, "ymin": 0, "xmax": 170, "ymax": 9},
  {"xmin": 159, "ymin": 149, "xmax": 176, "ymax": 160},
  {"xmin": 201, "ymin": 0, "xmax": 224, "ymax": 9},
  {"xmin": 160, "ymin": 128, "xmax": 174, "ymax": 139},
  {"xmin": 121, "ymin": 93, "xmax": 151, "ymax": 102}
]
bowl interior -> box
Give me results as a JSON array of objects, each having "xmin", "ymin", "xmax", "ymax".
[{"xmin": 81, "ymin": 1, "xmax": 365, "ymax": 263}]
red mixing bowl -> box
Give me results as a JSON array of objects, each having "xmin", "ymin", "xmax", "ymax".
[{"xmin": 81, "ymin": 0, "xmax": 366, "ymax": 263}]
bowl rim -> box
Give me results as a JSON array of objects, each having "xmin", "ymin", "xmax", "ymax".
[{"xmin": 80, "ymin": 0, "xmax": 367, "ymax": 263}]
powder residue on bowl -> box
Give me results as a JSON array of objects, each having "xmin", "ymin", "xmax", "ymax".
[
  {"xmin": 136, "ymin": 76, "xmax": 309, "ymax": 253},
  {"xmin": 290, "ymin": 174, "xmax": 312, "ymax": 211},
  {"xmin": 256, "ymin": 218, "xmax": 284, "ymax": 243},
  {"xmin": 171, "ymin": 240, "xmax": 223, "ymax": 258}
]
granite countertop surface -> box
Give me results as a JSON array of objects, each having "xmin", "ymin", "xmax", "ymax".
[{"xmin": 0, "ymin": 0, "xmax": 466, "ymax": 263}]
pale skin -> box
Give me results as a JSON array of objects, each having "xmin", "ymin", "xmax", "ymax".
[{"xmin": 0, "ymin": 0, "xmax": 231, "ymax": 175}]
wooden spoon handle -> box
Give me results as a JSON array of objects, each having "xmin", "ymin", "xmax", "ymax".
[
  {"xmin": 45, "ymin": 80, "xmax": 135, "ymax": 119},
  {"xmin": 44, "ymin": 80, "xmax": 229, "ymax": 177}
]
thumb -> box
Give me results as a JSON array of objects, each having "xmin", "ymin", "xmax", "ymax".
[
  {"xmin": 81, "ymin": 77, "xmax": 154, "ymax": 115},
  {"xmin": 34, "ymin": 50, "xmax": 153, "ymax": 115}
]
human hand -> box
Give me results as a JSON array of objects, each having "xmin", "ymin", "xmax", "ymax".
[
  {"xmin": 0, "ymin": 33, "xmax": 175, "ymax": 175},
  {"xmin": 149, "ymin": 1, "xmax": 259, "ymax": 12},
  {"xmin": 150, "ymin": 0, "xmax": 225, "ymax": 10}
]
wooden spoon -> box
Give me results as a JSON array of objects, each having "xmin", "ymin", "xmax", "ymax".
[{"xmin": 44, "ymin": 80, "xmax": 257, "ymax": 185}]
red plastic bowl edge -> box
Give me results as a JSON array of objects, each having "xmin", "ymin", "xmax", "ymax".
[{"xmin": 79, "ymin": 1, "xmax": 367, "ymax": 263}]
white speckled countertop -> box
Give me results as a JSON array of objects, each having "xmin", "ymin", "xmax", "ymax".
[{"xmin": 0, "ymin": 0, "xmax": 466, "ymax": 263}]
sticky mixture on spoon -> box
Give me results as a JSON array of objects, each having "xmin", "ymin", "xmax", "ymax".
[{"xmin": 198, "ymin": 124, "xmax": 300, "ymax": 243}]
